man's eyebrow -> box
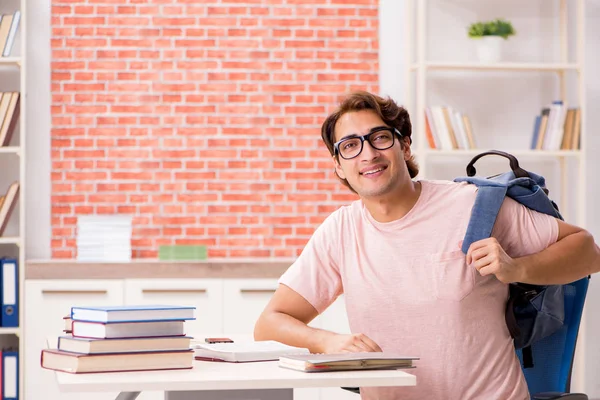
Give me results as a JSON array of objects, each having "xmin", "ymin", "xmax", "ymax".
[{"xmin": 338, "ymin": 125, "xmax": 390, "ymax": 142}]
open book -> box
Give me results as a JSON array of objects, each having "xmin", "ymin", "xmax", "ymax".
[
  {"xmin": 193, "ymin": 340, "xmax": 309, "ymax": 362},
  {"xmin": 279, "ymin": 352, "xmax": 418, "ymax": 372}
]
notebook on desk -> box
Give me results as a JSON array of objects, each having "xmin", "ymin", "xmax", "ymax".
[
  {"xmin": 192, "ymin": 340, "xmax": 310, "ymax": 362},
  {"xmin": 278, "ymin": 352, "xmax": 418, "ymax": 372}
]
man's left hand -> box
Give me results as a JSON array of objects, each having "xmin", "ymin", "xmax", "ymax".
[{"xmin": 465, "ymin": 237, "xmax": 524, "ymax": 284}]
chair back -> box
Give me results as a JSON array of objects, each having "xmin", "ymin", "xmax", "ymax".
[{"xmin": 516, "ymin": 277, "xmax": 589, "ymax": 395}]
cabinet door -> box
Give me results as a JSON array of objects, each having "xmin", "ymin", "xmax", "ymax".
[
  {"xmin": 25, "ymin": 279, "xmax": 124, "ymax": 400},
  {"xmin": 222, "ymin": 279, "xmax": 321, "ymax": 400},
  {"xmin": 317, "ymin": 294, "xmax": 351, "ymax": 334},
  {"xmin": 222, "ymin": 279, "xmax": 279, "ymax": 335},
  {"xmin": 124, "ymin": 279, "xmax": 224, "ymax": 337},
  {"xmin": 312, "ymin": 295, "xmax": 358, "ymax": 400},
  {"xmin": 124, "ymin": 278, "xmax": 223, "ymax": 400}
]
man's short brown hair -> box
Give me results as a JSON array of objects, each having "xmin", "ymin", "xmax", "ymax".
[{"xmin": 320, "ymin": 90, "xmax": 419, "ymax": 193}]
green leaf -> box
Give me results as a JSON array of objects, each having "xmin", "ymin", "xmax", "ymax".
[{"xmin": 467, "ymin": 18, "xmax": 515, "ymax": 39}]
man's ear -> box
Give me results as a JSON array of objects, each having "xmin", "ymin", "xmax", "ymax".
[
  {"xmin": 401, "ymin": 137, "xmax": 412, "ymax": 161},
  {"xmin": 333, "ymin": 156, "xmax": 346, "ymax": 180}
]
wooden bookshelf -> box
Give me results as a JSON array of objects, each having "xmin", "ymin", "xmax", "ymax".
[{"xmin": 0, "ymin": 2, "xmax": 25, "ymax": 399}]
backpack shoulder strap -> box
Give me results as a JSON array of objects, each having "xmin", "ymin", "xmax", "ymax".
[{"xmin": 457, "ymin": 178, "xmax": 508, "ymax": 254}]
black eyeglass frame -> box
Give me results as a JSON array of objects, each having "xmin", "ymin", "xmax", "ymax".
[{"xmin": 333, "ymin": 127, "xmax": 410, "ymax": 160}]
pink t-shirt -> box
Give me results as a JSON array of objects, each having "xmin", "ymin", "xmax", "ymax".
[{"xmin": 279, "ymin": 179, "xmax": 559, "ymax": 400}]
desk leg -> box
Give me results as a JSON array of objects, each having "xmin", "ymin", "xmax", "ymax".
[
  {"xmin": 116, "ymin": 392, "xmax": 141, "ymax": 400},
  {"xmin": 165, "ymin": 389, "xmax": 293, "ymax": 400}
]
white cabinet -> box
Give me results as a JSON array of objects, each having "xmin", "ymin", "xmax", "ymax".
[
  {"xmin": 123, "ymin": 278, "xmax": 224, "ymax": 400},
  {"xmin": 24, "ymin": 280, "xmax": 124, "ymax": 400},
  {"xmin": 222, "ymin": 279, "xmax": 279, "ymax": 335},
  {"xmin": 313, "ymin": 295, "xmax": 358, "ymax": 400},
  {"xmin": 24, "ymin": 278, "xmax": 355, "ymax": 400},
  {"xmin": 221, "ymin": 279, "xmax": 325, "ymax": 400},
  {"xmin": 124, "ymin": 278, "xmax": 224, "ymax": 337},
  {"xmin": 317, "ymin": 294, "xmax": 350, "ymax": 334}
]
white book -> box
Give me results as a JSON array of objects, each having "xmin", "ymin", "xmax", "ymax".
[
  {"xmin": 431, "ymin": 106, "xmax": 452, "ymax": 150},
  {"xmin": 71, "ymin": 305, "xmax": 196, "ymax": 323},
  {"xmin": 193, "ymin": 340, "xmax": 309, "ymax": 362},
  {"xmin": 72, "ymin": 320, "xmax": 186, "ymax": 339},
  {"xmin": 3, "ymin": 11, "xmax": 20, "ymax": 57}
]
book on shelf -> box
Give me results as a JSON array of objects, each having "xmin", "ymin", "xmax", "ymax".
[
  {"xmin": 278, "ymin": 352, "xmax": 418, "ymax": 373},
  {"xmin": 0, "ymin": 12, "xmax": 20, "ymax": 57},
  {"xmin": 193, "ymin": 340, "xmax": 309, "ymax": 363},
  {"xmin": 1, "ymin": 348, "xmax": 18, "ymax": 398},
  {"xmin": 0, "ymin": 181, "xmax": 19, "ymax": 237},
  {"xmin": 0, "ymin": 91, "xmax": 20, "ymax": 147},
  {"xmin": 70, "ymin": 304, "xmax": 196, "ymax": 323},
  {"xmin": 425, "ymin": 106, "xmax": 476, "ymax": 150},
  {"xmin": 531, "ymin": 101, "xmax": 581, "ymax": 151}
]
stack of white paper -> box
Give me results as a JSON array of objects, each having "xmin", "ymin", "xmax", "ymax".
[
  {"xmin": 76, "ymin": 215, "xmax": 132, "ymax": 262},
  {"xmin": 192, "ymin": 340, "xmax": 310, "ymax": 362}
]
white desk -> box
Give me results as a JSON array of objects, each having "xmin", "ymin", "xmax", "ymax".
[{"xmin": 54, "ymin": 358, "xmax": 416, "ymax": 400}]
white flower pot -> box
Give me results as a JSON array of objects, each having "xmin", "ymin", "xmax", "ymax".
[{"xmin": 474, "ymin": 36, "xmax": 504, "ymax": 63}]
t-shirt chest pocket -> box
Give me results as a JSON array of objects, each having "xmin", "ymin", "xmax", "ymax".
[{"xmin": 429, "ymin": 250, "xmax": 475, "ymax": 301}]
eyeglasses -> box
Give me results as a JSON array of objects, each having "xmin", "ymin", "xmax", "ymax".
[{"xmin": 333, "ymin": 127, "xmax": 404, "ymax": 160}]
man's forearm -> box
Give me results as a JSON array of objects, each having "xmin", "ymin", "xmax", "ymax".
[
  {"xmin": 254, "ymin": 311, "xmax": 335, "ymax": 353},
  {"xmin": 517, "ymin": 230, "xmax": 600, "ymax": 285}
]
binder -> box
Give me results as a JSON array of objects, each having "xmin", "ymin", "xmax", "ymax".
[
  {"xmin": 2, "ymin": 350, "xmax": 18, "ymax": 400},
  {"xmin": 0, "ymin": 258, "xmax": 18, "ymax": 327}
]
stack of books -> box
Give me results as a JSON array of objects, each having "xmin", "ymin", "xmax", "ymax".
[
  {"xmin": 41, "ymin": 305, "xmax": 196, "ymax": 374},
  {"xmin": 424, "ymin": 105, "xmax": 476, "ymax": 150},
  {"xmin": 530, "ymin": 101, "xmax": 581, "ymax": 151},
  {"xmin": 76, "ymin": 215, "xmax": 132, "ymax": 262}
]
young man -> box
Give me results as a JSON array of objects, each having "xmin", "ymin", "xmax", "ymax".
[{"xmin": 254, "ymin": 90, "xmax": 600, "ymax": 399}]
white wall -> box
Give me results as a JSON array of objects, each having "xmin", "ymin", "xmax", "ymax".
[
  {"xmin": 582, "ymin": 0, "xmax": 600, "ymax": 393},
  {"xmin": 379, "ymin": 0, "xmax": 600, "ymax": 395}
]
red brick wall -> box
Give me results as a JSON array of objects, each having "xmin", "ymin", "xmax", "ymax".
[{"xmin": 50, "ymin": 1, "xmax": 379, "ymax": 259}]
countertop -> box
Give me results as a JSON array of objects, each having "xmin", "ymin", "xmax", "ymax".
[{"xmin": 25, "ymin": 258, "xmax": 295, "ymax": 279}]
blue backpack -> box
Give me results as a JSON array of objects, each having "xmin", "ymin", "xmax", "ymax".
[{"xmin": 454, "ymin": 150, "xmax": 565, "ymax": 368}]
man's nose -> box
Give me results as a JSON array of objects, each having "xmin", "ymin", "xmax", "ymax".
[{"xmin": 360, "ymin": 140, "xmax": 380, "ymax": 161}]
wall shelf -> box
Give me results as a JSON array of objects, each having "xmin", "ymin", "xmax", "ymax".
[{"xmin": 411, "ymin": 62, "xmax": 581, "ymax": 72}]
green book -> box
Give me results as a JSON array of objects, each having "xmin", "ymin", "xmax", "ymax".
[{"xmin": 158, "ymin": 245, "xmax": 207, "ymax": 261}]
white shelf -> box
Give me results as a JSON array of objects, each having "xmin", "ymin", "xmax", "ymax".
[
  {"xmin": 0, "ymin": 3, "xmax": 24, "ymax": 399},
  {"xmin": 0, "ymin": 327, "xmax": 20, "ymax": 335},
  {"xmin": 411, "ymin": 62, "xmax": 580, "ymax": 72},
  {"xmin": 421, "ymin": 149, "xmax": 582, "ymax": 158},
  {"xmin": 0, "ymin": 237, "xmax": 20, "ymax": 245},
  {"xmin": 0, "ymin": 146, "xmax": 20, "ymax": 154},
  {"xmin": 0, "ymin": 57, "xmax": 21, "ymax": 67},
  {"xmin": 406, "ymin": 0, "xmax": 588, "ymax": 391}
]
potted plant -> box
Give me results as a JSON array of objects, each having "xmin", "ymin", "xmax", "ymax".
[{"xmin": 467, "ymin": 18, "xmax": 516, "ymax": 63}]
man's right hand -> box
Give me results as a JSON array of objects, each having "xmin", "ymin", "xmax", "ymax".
[{"xmin": 321, "ymin": 332, "xmax": 382, "ymax": 354}]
